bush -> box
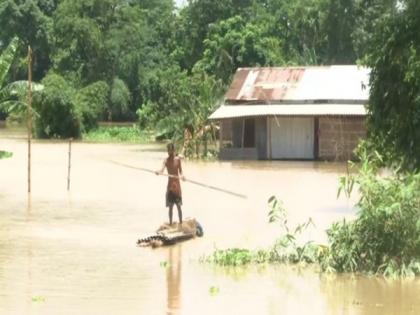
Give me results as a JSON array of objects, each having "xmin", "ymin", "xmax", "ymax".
[
  {"xmin": 75, "ymin": 81, "xmax": 109, "ymax": 131},
  {"xmin": 322, "ymin": 155, "xmax": 420, "ymax": 277},
  {"xmin": 109, "ymin": 78, "xmax": 131, "ymax": 121},
  {"xmin": 33, "ymin": 73, "xmax": 81, "ymax": 138}
]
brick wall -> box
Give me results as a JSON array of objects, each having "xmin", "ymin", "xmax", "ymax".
[{"xmin": 318, "ymin": 116, "xmax": 366, "ymax": 160}]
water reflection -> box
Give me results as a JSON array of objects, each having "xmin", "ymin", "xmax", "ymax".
[
  {"xmin": 26, "ymin": 194, "xmax": 32, "ymax": 216},
  {"xmin": 166, "ymin": 245, "xmax": 182, "ymax": 315},
  {"xmin": 319, "ymin": 273, "xmax": 420, "ymax": 315}
]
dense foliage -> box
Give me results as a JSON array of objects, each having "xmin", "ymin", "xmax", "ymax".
[
  {"xmin": 364, "ymin": 0, "xmax": 420, "ymax": 170},
  {"xmin": 33, "ymin": 73, "xmax": 80, "ymax": 138},
  {"xmin": 326, "ymin": 150, "xmax": 420, "ymax": 277},
  {"xmin": 0, "ymin": 37, "xmax": 23, "ymax": 116},
  {"xmin": 0, "ymin": 0, "xmax": 399, "ymax": 142}
]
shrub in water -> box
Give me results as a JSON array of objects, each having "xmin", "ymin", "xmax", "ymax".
[{"xmin": 322, "ymin": 155, "xmax": 420, "ymax": 277}]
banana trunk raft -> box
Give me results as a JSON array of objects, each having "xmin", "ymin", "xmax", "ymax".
[{"xmin": 137, "ymin": 217, "xmax": 204, "ymax": 247}]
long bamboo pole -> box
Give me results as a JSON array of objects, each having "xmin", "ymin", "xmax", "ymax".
[
  {"xmin": 27, "ymin": 46, "xmax": 33, "ymax": 194},
  {"xmin": 108, "ymin": 160, "xmax": 247, "ymax": 199}
]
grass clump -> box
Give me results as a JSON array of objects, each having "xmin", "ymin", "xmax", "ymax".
[{"xmin": 82, "ymin": 125, "xmax": 154, "ymax": 143}]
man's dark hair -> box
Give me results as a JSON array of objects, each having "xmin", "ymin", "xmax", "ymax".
[{"xmin": 167, "ymin": 143, "xmax": 175, "ymax": 151}]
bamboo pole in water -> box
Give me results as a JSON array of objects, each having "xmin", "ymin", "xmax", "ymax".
[
  {"xmin": 27, "ymin": 46, "xmax": 33, "ymax": 194},
  {"xmin": 67, "ymin": 138, "xmax": 73, "ymax": 191}
]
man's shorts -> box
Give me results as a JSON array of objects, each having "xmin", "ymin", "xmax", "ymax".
[{"xmin": 166, "ymin": 190, "xmax": 182, "ymax": 207}]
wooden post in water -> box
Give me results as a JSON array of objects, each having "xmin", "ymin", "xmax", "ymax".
[
  {"xmin": 27, "ymin": 46, "xmax": 33, "ymax": 194},
  {"xmin": 67, "ymin": 138, "xmax": 72, "ymax": 191}
]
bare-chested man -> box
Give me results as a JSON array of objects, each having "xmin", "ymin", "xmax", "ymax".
[{"xmin": 156, "ymin": 143, "xmax": 185, "ymax": 226}]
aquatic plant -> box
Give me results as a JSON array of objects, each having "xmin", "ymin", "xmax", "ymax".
[
  {"xmin": 204, "ymin": 196, "xmax": 318, "ymax": 266},
  {"xmin": 160, "ymin": 261, "xmax": 171, "ymax": 268},
  {"xmin": 204, "ymin": 172, "xmax": 420, "ymax": 278},
  {"xmin": 0, "ymin": 150, "xmax": 12, "ymax": 159},
  {"xmin": 207, "ymin": 248, "xmax": 254, "ymax": 266},
  {"xmin": 31, "ymin": 296, "xmax": 46, "ymax": 303},
  {"xmin": 321, "ymin": 151, "xmax": 420, "ymax": 277},
  {"xmin": 267, "ymin": 196, "xmax": 318, "ymax": 264},
  {"xmin": 209, "ymin": 286, "xmax": 220, "ymax": 296}
]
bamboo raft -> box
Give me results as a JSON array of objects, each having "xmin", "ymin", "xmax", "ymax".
[{"xmin": 137, "ymin": 217, "xmax": 204, "ymax": 247}]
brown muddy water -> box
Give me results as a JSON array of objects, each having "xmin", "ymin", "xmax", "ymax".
[{"xmin": 0, "ymin": 131, "xmax": 419, "ymax": 315}]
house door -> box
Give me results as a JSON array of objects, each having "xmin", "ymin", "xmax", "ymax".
[{"xmin": 270, "ymin": 117, "xmax": 314, "ymax": 159}]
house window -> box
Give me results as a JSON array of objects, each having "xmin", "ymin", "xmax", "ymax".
[{"xmin": 243, "ymin": 118, "xmax": 255, "ymax": 147}]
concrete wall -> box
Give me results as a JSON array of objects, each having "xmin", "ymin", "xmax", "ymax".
[{"xmin": 318, "ymin": 116, "xmax": 366, "ymax": 160}]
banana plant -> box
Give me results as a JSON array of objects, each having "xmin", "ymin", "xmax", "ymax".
[{"xmin": 0, "ymin": 37, "xmax": 43, "ymax": 116}]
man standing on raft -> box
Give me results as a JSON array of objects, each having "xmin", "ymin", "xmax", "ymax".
[{"xmin": 156, "ymin": 143, "xmax": 185, "ymax": 226}]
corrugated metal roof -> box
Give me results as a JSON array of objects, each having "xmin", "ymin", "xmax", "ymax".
[
  {"xmin": 209, "ymin": 104, "xmax": 366, "ymax": 120},
  {"xmin": 226, "ymin": 66, "xmax": 370, "ymax": 103}
]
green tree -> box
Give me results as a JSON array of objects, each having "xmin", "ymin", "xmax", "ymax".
[
  {"xmin": 137, "ymin": 66, "xmax": 223, "ymax": 157},
  {"xmin": 352, "ymin": 0, "xmax": 398, "ymax": 61},
  {"xmin": 174, "ymin": 0, "xmax": 254, "ymax": 70},
  {"xmin": 75, "ymin": 80, "xmax": 109, "ymax": 130},
  {"xmin": 195, "ymin": 15, "xmax": 284, "ymax": 84},
  {"xmin": 51, "ymin": 0, "xmax": 112, "ymax": 84},
  {"xmin": 0, "ymin": 0, "xmax": 55, "ymax": 81},
  {"xmin": 258, "ymin": 0, "xmax": 329, "ymax": 64},
  {"xmin": 33, "ymin": 73, "xmax": 81, "ymax": 138},
  {"xmin": 51, "ymin": 0, "xmax": 173, "ymax": 120},
  {"xmin": 366, "ymin": 0, "xmax": 420, "ymax": 170},
  {"xmin": 323, "ymin": 0, "xmax": 357, "ymax": 64},
  {"xmin": 109, "ymin": 77, "xmax": 131, "ymax": 121}
]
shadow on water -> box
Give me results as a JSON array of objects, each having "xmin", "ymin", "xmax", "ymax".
[{"xmin": 166, "ymin": 245, "xmax": 182, "ymax": 315}]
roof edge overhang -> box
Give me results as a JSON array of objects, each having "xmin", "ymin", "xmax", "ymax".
[
  {"xmin": 209, "ymin": 104, "xmax": 367, "ymax": 120},
  {"xmin": 225, "ymin": 99, "xmax": 367, "ymax": 105}
]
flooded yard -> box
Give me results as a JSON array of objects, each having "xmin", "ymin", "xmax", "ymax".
[{"xmin": 0, "ymin": 132, "xmax": 419, "ymax": 314}]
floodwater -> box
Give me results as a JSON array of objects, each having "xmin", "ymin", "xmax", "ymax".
[{"xmin": 0, "ymin": 130, "xmax": 419, "ymax": 315}]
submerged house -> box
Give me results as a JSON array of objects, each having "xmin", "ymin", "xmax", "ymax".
[{"xmin": 209, "ymin": 65, "xmax": 370, "ymax": 160}]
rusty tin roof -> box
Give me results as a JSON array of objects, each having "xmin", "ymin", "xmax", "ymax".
[{"xmin": 225, "ymin": 66, "xmax": 370, "ymax": 103}]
